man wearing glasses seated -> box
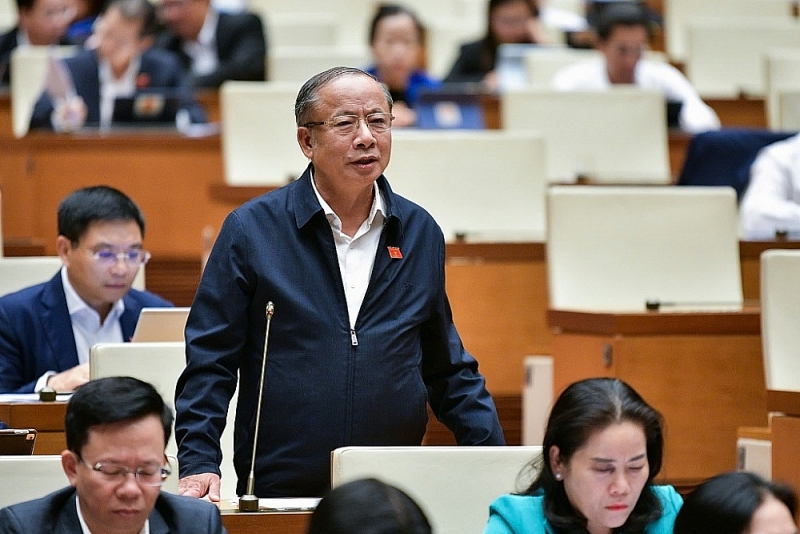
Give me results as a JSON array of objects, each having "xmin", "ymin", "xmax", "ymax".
[
  {"xmin": 0, "ymin": 186, "xmax": 171, "ymax": 394},
  {"xmin": 0, "ymin": 376, "xmax": 226, "ymax": 533}
]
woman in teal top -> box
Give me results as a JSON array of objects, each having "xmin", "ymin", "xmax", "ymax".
[{"xmin": 485, "ymin": 378, "xmax": 683, "ymax": 534}]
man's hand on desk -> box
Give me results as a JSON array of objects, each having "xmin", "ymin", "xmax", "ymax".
[
  {"xmin": 47, "ymin": 363, "xmax": 89, "ymax": 392},
  {"xmin": 179, "ymin": 473, "xmax": 221, "ymax": 502}
]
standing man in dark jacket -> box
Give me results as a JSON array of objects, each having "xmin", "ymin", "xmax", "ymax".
[
  {"xmin": 174, "ymin": 66, "xmax": 505, "ymax": 500},
  {"xmin": 154, "ymin": 0, "xmax": 265, "ymax": 87}
]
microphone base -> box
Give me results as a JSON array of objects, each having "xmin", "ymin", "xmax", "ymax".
[{"xmin": 238, "ymin": 494, "xmax": 259, "ymax": 512}]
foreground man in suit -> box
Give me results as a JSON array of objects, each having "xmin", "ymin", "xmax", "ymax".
[
  {"xmin": 0, "ymin": 376, "xmax": 227, "ymax": 533},
  {"xmin": 0, "ymin": 186, "xmax": 171, "ymax": 394},
  {"xmin": 175, "ymin": 66, "xmax": 505, "ymax": 501}
]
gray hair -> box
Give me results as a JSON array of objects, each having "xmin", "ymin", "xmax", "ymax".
[{"xmin": 294, "ymin": 66, "xmax": 393, "ymax": 126}]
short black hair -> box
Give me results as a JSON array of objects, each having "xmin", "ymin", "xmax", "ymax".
[
  {"xmin": 57, "ymin": 185, "xmax": 145, "ymax": 244},
  {"xmin": 368, "ymin": 3, "xmax": 425, "ymax": 45},
  {"xmin": 307, "ymin": 478, "xmax": 432, "ymax": 534},
  {"xmin": 65, "ymin": 376, "xmax": 173, "ymax": 456},
  {"xmin": 596, "ymin": 2, "xmax": 651, "ymax": 41},
  {"xmin": 102, "ymin": 0, "xmax": 159, "ymax": 37},
  {"xmin": 14, "ymin": 0, "xmax": 37, "ymax": 12},
  {"xmin": 674, "ymin": 471, "xmax": 798, "ymax": 534}
]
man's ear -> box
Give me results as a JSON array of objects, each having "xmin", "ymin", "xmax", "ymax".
[
  {"xmin": 297, "ymin": 127, "xmax": 314, "ymax": 159},
  {"xmin": 56, "ymin": 235, "xmax": 72, "ymax": 266},
  {"xmin": 62, "ymin": 450, "xmax": 79, "ymax": 487}
]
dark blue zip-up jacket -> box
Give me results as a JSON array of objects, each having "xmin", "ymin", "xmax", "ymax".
[{"xmin": 175, "ymin": 165, "xmax": 505, "ymax": 497}]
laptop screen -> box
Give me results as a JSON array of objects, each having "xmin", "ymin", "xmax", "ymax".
[
  {"xmin": 112, "ymin": 93, "xmax": 181, "ymax": 125},
  {"xmin": 415, "ymin": 87, "xmax": 485, "ymax": 130}
]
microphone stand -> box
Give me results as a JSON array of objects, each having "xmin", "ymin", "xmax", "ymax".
[{"xmin": 238, "ymin": 302, "xmax": 274, "ymax": 512}]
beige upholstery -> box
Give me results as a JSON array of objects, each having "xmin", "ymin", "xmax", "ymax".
[
  {"xmin": 664, "ymin": 0, "xmax": 793, "ymax": 63},
  {"xmin": 0, "ymin": 0, "xmax": 16, "ymax": 33},
  {"xmin": 684, "ymin": 17, "xmax": 800, "ymax": 98},
  {"xmin": 88, "ymin": 341, "xmax": 239, "ymax": 498},
  {"xmin": 220, "ymin": 81, "xmax": 307, "ymax": 185},
  {"xmin": 331, "ymin": 446, "xmax": 542, "ymax": 534},
  {"xmin": 765, "ymin": 49, "xmax": 800, "ymax": 130},
  {"xmin": 388, "ymin": 130, "xmax": 547, "ymax": 241},
  {"xmin": 267, "ymin": 46, "xmax": 370, "ymax": 83},
  {"xmin": 760, "ymin": 250, "xmax": 800, "ymax": 392},
  {"xmin": 502, "ymin": 88, "xmax": 670, "ymax": 183},
  {"xmin": 775, "ymin": 90, "xmax": 800, "ymax": 130},
  {"xmin": 546, "ymin": 186, "xmax": 742, "ymax": 311},
  {"xmin": 10, "ymin": 45, "xmax": 77, "ymax": 137},
  {"xmin": 0, "ymin": 455, "xmax": 67, "ymax": 508},
  {"xmin": 265, "ymin": 13, "xmax": 340, "ymax": 48},
  {"xmin": 0, "ymin": 256, "xmax": 145, "ymax": 297},
  {"xmin": 524, "ymin": 48, "xmax": 667, "ymax": 89}
]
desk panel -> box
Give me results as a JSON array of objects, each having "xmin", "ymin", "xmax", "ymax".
[
  {"xmin": 0, "ymin": 402, "xmax": 67, "ymax": 454},
  {"xmin": 221, "ymin": 509, "xmax": 311, "ymax": 534},
  {"xmin": 549, "ymin": 309, "xmax": 766, "ymax": 486}
]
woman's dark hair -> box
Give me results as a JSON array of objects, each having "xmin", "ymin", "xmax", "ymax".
[
  {"xmin": 471, "ymin": 0, "xmax": 539, "ymax": 74},
  {"xmin": 522, "ymin": 378, "xmax": 665, "ymax": 533},
  {"xmin": 307, "ymin": 478, "xmax": 432, "ymax": 534},
  {"xmin": 368, "ymin": 3, "xmax": 425, "ymax": 45},
  {"xmin": 673, "ymin": 471, "xmax": 798, "ymax": 534}
]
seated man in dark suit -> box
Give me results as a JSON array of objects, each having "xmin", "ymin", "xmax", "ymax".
[
  {"xmin": 0, "ymin": 376, "xmax": 227, "ymax": 533},
  {"xmin": 154, "ymin": 0, "xmax": 266, "ymax": 88},
  {"xmin": 0, "ymin": 0, "xmax": 73, "ymax": 84},
  {"xmin": 29, "ymin": 0, "xmax": 205, "ymax": 131},
  {"xmin": 0, "ymin": 186, "xmax": 172, "ymax": 394}
]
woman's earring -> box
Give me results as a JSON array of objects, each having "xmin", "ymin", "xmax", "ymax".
[{"xmin": 554, "ymin": 472, "xmax": 563, "ymax": 481}]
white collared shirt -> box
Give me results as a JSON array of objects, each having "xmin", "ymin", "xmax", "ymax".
[
  {"xmin": 311, "ymin": 174, "xmax": 386, "ymax": 329},
  {"xmin": 76, "ymin": 495, "xmax": 150, "ymax": 534},
  {"xmin": 16, "ymin": 29, "xmax": 30, "ymax": 46},
  {"xmin": 182, "ymin": 8, "xmax": 219, "ymax": 76},
  {"xmin": 98, "ymin": 55, "xmax": 141, "ymax": 127},
  {"xmin": 35, "ymin": 267, "xmax": 125, "ymax": 391}
]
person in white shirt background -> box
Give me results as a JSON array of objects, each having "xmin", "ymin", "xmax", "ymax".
[{"xmin": 551, "ymin": 2, "xmax": 719, "ymax": 134}]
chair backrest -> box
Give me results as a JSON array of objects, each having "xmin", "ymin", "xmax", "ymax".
[
  {"xmin": 664, "ymin": 0, "xmax": 793, "ymax": 63},
  {"xmin": 0, "ymin": 0, "xmax": 16, "ymax": 32},
  {"xmin": 502, "ymin": 88, "xmax": 670, "ymax": 183},
  {"xmin": 760, "ymin": 250, "xmax": 800, "ymax": 392},
  {"xmin": 387, "ymin": 130, "xmax": 547, "ymax": 241},
  {"xmin": 0, "ymin": 256, "xmax": 145, "ymax": 298},
  {"xmin": 265, "ymin": 12, "xmax": 340, "ymax": 48},
  {"xmin": 10, "ymin": 45, "xmax": 77, "ymax": 137},
  {"xmin": 684, "ymin": 16, "xmax": 800, "ymax": 98},
  {"xmin": 676, "ymin": 128, "xmax": 795, "ymax": 200},
  {"xmin": 267, "ymin": 46, "xmax": 370, "ymax": 83},
  {"xmin": 220, "ymin": 80, "xmax": 307, "ymax": 185},
  {"xmin": 331, "ymin": 446, "xmax": 542, "ymax": 534},
  {"xmin": 776, "ymin": 90, "xmax": 800, "ymax": 131},
  {"xmin": 0, "ymin": 455, "xmax": 66, "ymax": 508},
  {"xmin": 547, "ymin": 185, "xmax": 743, "ymax": 311},
  {"xmin": 764, "ymin": 48, "xmax": 800, "ymax": 130}
]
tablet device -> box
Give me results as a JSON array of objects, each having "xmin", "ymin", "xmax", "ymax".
[
  {"xmin": 112, "ymin": 93, "xmax": 181, "ymax": 125},
  {"xmin": 416, "ymin": 88, "xmax": 485, "ymax": 130},
  {"xmin": 0, "ymin": 428, "xmax": 37, "ymax": 455},
  {"xmin": 132, "ymin": 307, "xmax": 190, "ymax": 342}
]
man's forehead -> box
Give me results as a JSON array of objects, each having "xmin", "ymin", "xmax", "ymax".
[{"xmin": 317, "ymin": 76, "xmax": 389, "ymax": 113}]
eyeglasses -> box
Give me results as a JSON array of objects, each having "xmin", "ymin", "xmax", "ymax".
[
  {"xmin": 80, "ymin": 458, "xmax": 171, "ymax": 487},
  {"xmin": 85, "ymin": 248, "xmax": 151, "ymax": 266},
  {"xmin": 302, "ymin": 112, "xmax": 394, "ymax": 135}
]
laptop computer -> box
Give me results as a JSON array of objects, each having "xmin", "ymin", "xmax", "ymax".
[
  {"xmin": 0, "ymin": 429, "xmax": 37, "ymax": 455},
  {"xmin": 131, "ymin": 307, "xmax": 190, "ymax": 342},
  {"xmin": 416, "ymin": 87, "xmax": 485, "ymax": 130},
  {"xmin": 112, "ymin": 93, "xmax": 182, "ymax": 126}
]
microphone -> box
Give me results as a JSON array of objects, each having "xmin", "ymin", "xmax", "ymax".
[
  {"xmin": 238, "ymin": 301, "xmax": 275, "ymax": 512},
  {"xmin": 644, "ymin": 299, "xmax": 754, "ymax": 311}
]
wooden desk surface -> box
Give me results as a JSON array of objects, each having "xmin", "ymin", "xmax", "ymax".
[
  {"xmin": 0, "ymin": 401, "xmax": 68, "ymax": 454},
  {"xmin": 220, "ymin": 508, "xmax": 311, "ymax": 534},
  {"xmin": 767, "ymin": 389, "xmax": 800, "ymax": 416}
]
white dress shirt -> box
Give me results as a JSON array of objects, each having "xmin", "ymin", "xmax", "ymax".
[
  {"xmin": 182, "ymin": 8, "xmax": 219, "ymax": 76},
  {"xmin": 98, "ymin": 56, "xmax": 141, "ymax": 127},
  {"xmin": 739, "ymin": 132, "xmax": 800, "ymax": 239},
  {"xmin": 311, "ymin": 175, "xmax": 386, "ymax": 330},
  {"xmin": 34, "ymin": 267, "xmax": 125, "ymax": 392},
  {"xmin": 552, "ymin": 58, "xmax": 721, "ymax": 134}
]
